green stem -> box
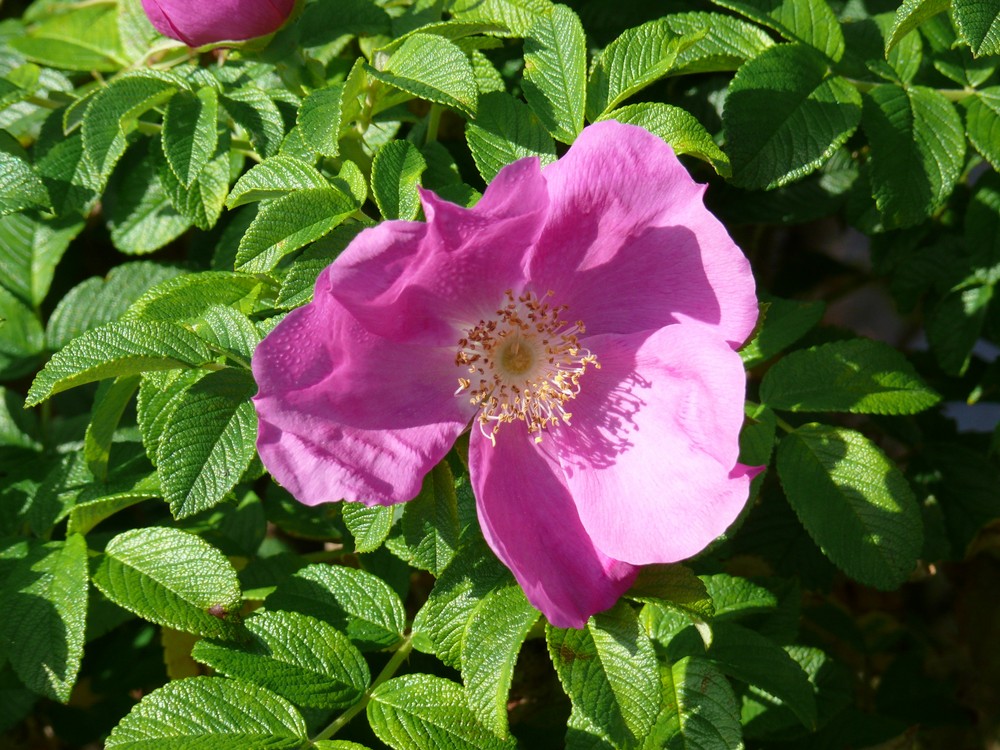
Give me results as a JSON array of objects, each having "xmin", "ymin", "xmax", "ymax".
[
  {"xmin": 746, "ymin": 400, "xmax": 796, "ymax": 434},
  {"xmin": 311, "ymin": 635, "xmax": 414, "ymax": 742},
  {"xmin": 425, "ymin": 103, "xmax": 443, "ymax": 145},
  {"xmin": 843, "ymin": 77, "xmax": 974, "ymax": 102}
]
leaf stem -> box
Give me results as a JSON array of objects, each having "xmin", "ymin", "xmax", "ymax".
[
  {"xmin": 311, "ymin": 634, "xmax": 414, "ymax": 742},
  {"xmin": 425, "ymin": 103, "xmax": 443, "ymax": 145},
  {"xmin": 843, "ymin": 77, "xmax": 974, "ymax": 102},
  {"xmin": 746, "ymin": 400, "xmax": 796, "ymax": 434}
]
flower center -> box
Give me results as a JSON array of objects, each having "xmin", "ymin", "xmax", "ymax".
[{"xmin": 455, "ymin": 290, "xmax": 598, "ymax": 443}]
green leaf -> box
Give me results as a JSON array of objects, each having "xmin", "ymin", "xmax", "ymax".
[
  {"xmin": 105, "ymin": 676, "xmax": 307, "ymax": 750},
  {"xmin": 298, "ymin": 84, "xmax": 344, "ymax": 159},
  {"xmin": 221, "ymin": 86, "xmax": 285, "ymax": 160},
  {"xmin": 235, "ymin": 188, "xmax": 358, "ymax": 274},
  {"xmin": 0, "ymin": 142, "xmax": 50, "ymax": 217},
  {"xmin": 125, "ymin": 271, "xmax": 261, "ymax": 323},
  {"xmin": 603, "ymin": 103, "xmax": 730, "ymax": 176},
  {"xmin": 739, "ymin": 296, "xmax": 826, "ymax": 368},
  {"xmin": 701, "ymin": 574, "xmax": 778, "ymax": 620},
  {"xmin": 522, "ymin": 5, "xmax": 587, "ymax": 143},
  {"xmin": 1, "ymin": 535, "xmax": 87, "ymax": 703},
  {"xmin": 104, "ymin": 143, "xmax": 192, "ymax": 255},
  {"xmin": 117, "ymin": 0, "xmax": 161, "ymax": 64},
  {"xmin": 466, "ymin": 91, "xmax": 556, "ymax": 183},
  {"xmin": 265, "ymin": 563, "xmax": 406, "ymax": 652},
  {"xmin": 343, "ymin": 502, "xmax": 395, "ymax": 553},
  {"xmin": 226, "ymin": 155, "xmax": 329, "ymax": 209},
  {"xmin": 586, "ymin": 18, "xmax": 699, "ymax": 121},
  {"xmin": 411, "ymin": 540, "xmax": 513, "ymax": 669},
  {"xmin": 448, "ymin": 0, "xmax": 552, "ymax": 36},
  {"xmin": 461, "ymin": 585, "xmax": 540, "ymax": 736},
  {"xmin": 862, "ymin": 84, "xmax": 965, "ymax": 229},
  {"xmin": 0, "ymin": 212, "xmax": 82, "ymax": 307},
  {"xmin": 84, "ymin": 375, "xmax": 141, "ymax": 481},
  {"xmin": 369, "ymin": 33, "xmax": 478, "ymax": 117},
  {"xmin": 157, "ymin": 368, "xmax": 257, "ymax": 519},
  {"xmin": 0, "ymin": 284, "xmax": 44, "ymax": 380},
  {"xmin": 194, "ymin": 306, "xmax": 261, "ymax": 363},
  {"xmin": 67, "ymin": 472, "xmax": 161, "ymax": 535},
  {"xmin": 723, "ymin": 43, "xmax": 861, "ymax": 190},
  {"xmin": 33, "ymin": 128, "xmax": 100, "ymax": 217},
  {"xmin": 82, "ymin": 72, "xmax": 180, "ymax": 182},
  {"xmin": 625, "ymin": 564, "xmax": 715, "ymax": 621},
  {"xmin": 547, "ymin": 603, "xmax": 660, "ymax": 748},
  {"xmin": 192, "ymin": 610, "xmax": 369, "ymax": 709},
  {"xmin": 372, "ymin": 140, "xmax": 427, "ymax": 221},
  {"xmin": 387, "ymin": 462, "xmax": 461, "ymax": 575},
  {"xmin": 45, "ymin": 262, "xmax": 185, "ymax": 351},
  {"xmin": 92, "ymin": 527, "xmax": 242, "ymax": 638},
  {"xmin": 953, "ymin": 0, "xmax": 1000, "ymax": 56},
  {"xmin": 777, "ymin": 423, "xmax": 923, "ymax": 589},
  {"xmin": 368, "ymin": 674, "xmax": 518, "ymax": 750},
  {"xmin": 712, "ymin": 0, "xmax": 844, "ymax": 61},
  {"xmin": 162, "ymin": 88, "xmax": 219, "ymax": 188},
  {"xmin": 157, "ymin": 132, "xmax": 230, "ymax": 231},
  {"xmin": 10, "ymin": 3, "xmax": 125, "ymax": 72},
  {"xmin": 927, "ymin": 284, "xmax": 992, "ymax": 375},
  {"xmin": 966, "ymin": 87, "xmax": 1000, "ymax": 171},
  {"xmin": 672, "ymin": 622, "xmax": 816, "ymax": 730},
  {"xmin": 0, "ymin": 386, "xmax": 41, "ymax": 451},
  {"xmin": 886, "ymin": 0, "xmax": 950, "ymax": 53},
  {"xmin": 276, "ymin": 225, "xmax": 366, "ymax": 309},
  {"xmin": 137, "ymin": 369, "xmax": 204, "ymax": 465},
  {"xmin": 760, "ymin": 338, "xmax": 940, "ymax": 414},
  {"xmin": 26, "ymin": 320, "xmax": 214, "ymax": 406},
  {"xmin": 648, "ymin": 657, "xmax": 743, "ymax": 750},
  {"xmin": 664, "ymin": 12, "xmax": 774, "ymax": 74}
]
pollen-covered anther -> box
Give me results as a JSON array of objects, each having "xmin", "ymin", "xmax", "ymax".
[{"xmin": 455, "ymin": 289, "xmax": 598, "ymax": 442}]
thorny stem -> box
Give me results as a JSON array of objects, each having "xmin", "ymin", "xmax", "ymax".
[{"xmin": 311, "ymin": 634, "xmax": 414, "ymax": 742}]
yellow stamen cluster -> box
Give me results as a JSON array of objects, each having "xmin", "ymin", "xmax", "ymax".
[{"xmin": 455, "ymin": 289, "xmax": 598, "ymax": 443}]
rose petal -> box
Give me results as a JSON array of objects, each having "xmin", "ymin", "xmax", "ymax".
[
  {"xmin": 551, "ymin": 324, "xmax": 757, "ymax": 565},
  {"xmin": 326, "ymin": 157, "xmax": 550, "ymax": 345},
  {"xmin": 142, "ymin": 0, "xmax": 294, "ymax": 46},
  {"xmin": 529, "ymin": 121, "xmax": 758, "ymax": 347},
  {"xmin": 253, "ymin": 271, "xmax": 472, "ymax": 506},
  {"xmin": 469, "ymin": 424, "xmax": 638, "ymax": 628}
]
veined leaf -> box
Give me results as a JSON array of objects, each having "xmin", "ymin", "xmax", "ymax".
[
  {"xmin": 966, "ymin": 87, "xmax": 1000, "ymax": 171},
  {"xmin": 297, "ymin": 84, "xmax": 344, "ymax": 159},
  {"xmin": 862, "ymin": 84, "xmax": 965, "ymax": 229},
  {"xmin": 368, "ymin": 33, "xmax": 478, "ymax": 117},
  {"xmin": 953, "ymin": 0, "xmax": 1000, "ymax": 56},
  {"xmin": 625, "ymin": 564, "xmax": 715, "ymax": 621},
  {"xmin": 162, "ymin": 88, "xmax": 219, "ymax": 188},
  {"xmin": 105, "ymin": 677, "xmax": 307, "ymax": 749},
  {"xmin": 448, "ymin": 0, "xmax": 551, "ymax": 36},
  {"xmin": 712, "ymin": 0, "xmax": 845, "ymax": 61},
  {"xmin": 84, "ymin": 375, "xmax": 141, "ymax": 481},
  {"xmin": 157, "ymin": 368, "xmax": 257, "ymax": 519},
  {"xmin": 192, "ymin": 610, "xmax": 369, "ymax": 709},
  {"xmin": 0, "ymin": 141, "xmax": 50, "ymax": 217},
  {"xmin": 587, "ymin": 18, "xmax": 701, "ymax": 121},
  {"xmin": 0, "ymin": 285, "xmax": 44, "ymax": 380},
  {"xmin": 739, "ymin": 295, "xmax": 826, "ymax": 367},
  {"xmin": 82, "ymin": 72, "xmax": 181, "ymax": 182},
  {"xmin": 235, "ymin": 188, "xmax": 358, "ymax": 274},
  {"xmin": 760, "ymin": 338, "xmax": 941, "ymax": 414},
  {"xmin": 125, "ymin": 271, "xmax": 261, "ymax": 323},
  {"xmin": 387, "ymin": 462, "xmax": 461, "ymax": 575},
  {"xmin": 723, "ymin": 43, "xmax": 861, "ymax": 190},
  {"xmin": 886, "ymin": 0, "xmax": 950, "ymax": 53},
  {"xmin": 221, "ymin": 87, "xmax": 285, "ymax": 159},
  {"xmin": 92, "ymin": 527, "xmax": 242, "ymax": 638},
  {"xmin": 226, "ymin": 155, "xmax": 329, "ymax": 209},
  {"xmin": 26, "ymin": 320, "xmax": 215, "ymax": 406},
  {"xmin": 522, "ymin": 5, "xmax": 587, "ymax": 143},
  {"xmin": 10, "ymin": 3, "xmax": 125, "ymax": 72},
  {"xmin": 368, "ymin": 674, "xmax": 518, "ymax": 750},
  {"xmin": 276, "ymin": 225, "xmax": 366, "ymax": 310},
  {"xmin": 647, "ymin": 657, "xmax": 743, "ymax": 750},
  {"xmin": 701, "ymin": 574, "xmax": 778, "ymax": 620},
  {"xmin": 777, "ymin": 423, "xmax": 923, "ymax": 589},
  {"xmin": 547, "ymin": 603, "xmax": 660, "ymax": 748},
  {"xmin": 67, "ymin": 472, "xmax": 161, "ymax": 535},
  {"xmin": 372, "ymin": 140, "xmax": 427, "ymax": 221},
  {"xmin": 1, "ymin": 535, "xmax": 87, "ymax": 703},
  {"xmin": 0, "ymin": 212, "xmax": 82, "ymax": 307},
  {"xmin": 461, "ymin": 585, "xmax": 540, "ymax": 736},
  {"xmin": 665, "ymin": 12, "xmax": 774, "ymax": 74},
  {"xmin": 466, "ymin": 91, "xmax": 556, "ymax": 183},
  {"xmin": 156, "ymin": 131, "xmax": 230, "ymax": 231},
  {"xmin": 342, "ymin": 502, "xmax": 395, "ymax": 553},
  {"xmin": 265, "ymin": 563, "xmax": 406, "ymax": 652}
]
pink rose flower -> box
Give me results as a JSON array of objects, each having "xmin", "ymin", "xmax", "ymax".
[
  {"xmin": 141, "ymin": 0, "xmax": 295, "ymax": 47},
  {"xmin": 252, "ymin": 121, "xmax": 760, "ymax": 628}
]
